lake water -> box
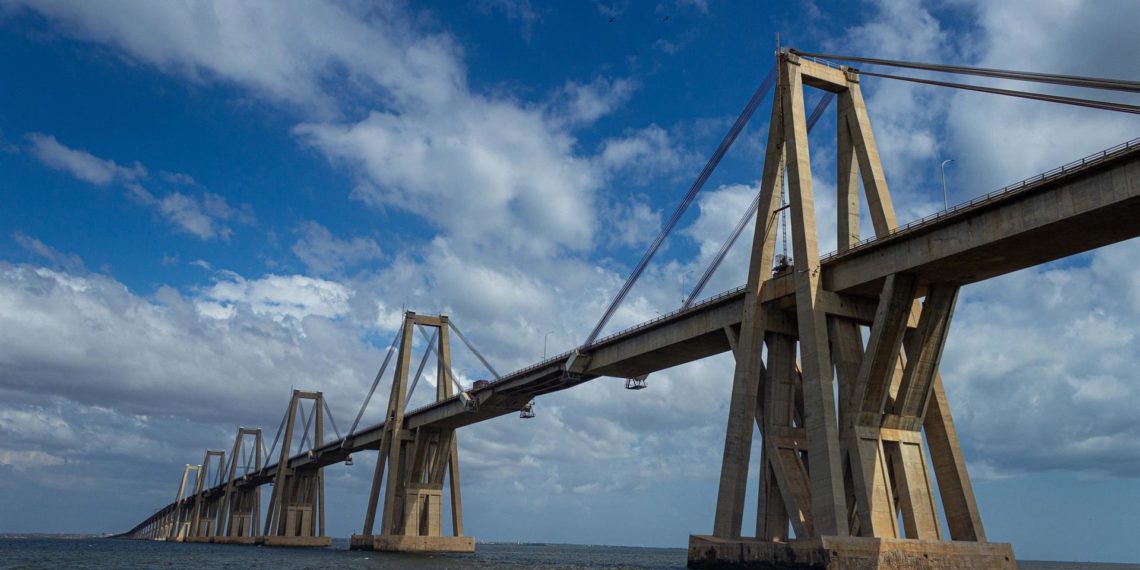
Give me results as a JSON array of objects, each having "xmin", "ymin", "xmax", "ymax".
[{"xmin": 1, "ymin": 538, "xmax": 1137, "ymax": 569}]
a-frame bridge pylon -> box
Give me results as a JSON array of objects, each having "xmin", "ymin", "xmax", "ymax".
[
  {"xmin": 688, "ymin": 49, "xmax": 1016, "ymax": 569},
  {"xmin": 351, "ymin": 311, "xmax": 475, "ymax": 553}
]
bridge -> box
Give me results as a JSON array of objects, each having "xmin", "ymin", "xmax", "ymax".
[{"xmin": 114, "ymin": 49, "xmax": 1140, "ymax": 569}]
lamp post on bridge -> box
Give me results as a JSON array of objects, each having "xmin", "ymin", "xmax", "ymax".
[
  {"xmin": 543, "ymin": 330, "xmax": 555, "ymax": 360},
  {"xmin": 940, "ymin": 158, "xmax": 955, "ymax": 210}
]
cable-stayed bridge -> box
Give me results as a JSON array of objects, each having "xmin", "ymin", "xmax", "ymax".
[{"xmin": 113, "ymin": 49, "xmax": 1140, "ymax": 569}]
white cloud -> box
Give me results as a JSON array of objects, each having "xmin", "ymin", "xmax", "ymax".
[
  {"xmin": 298, "ymin": 101, "xmax": 601, "ymax": 257},
  {"xmin": 0, "ymin": 408, "xmax": 76, "ymax": 449},
  {"xmin": 3, "ymin": 0, "xmax": 464, "ymax": 114},
  {"xmin": 200, "ymin": 273, "xmax": 353, "ymax": 322},
  {"xmin": 291, "ymin": 221, "xmax": 382, "ymax": 275},
  {"xmin": 26, "ymin": 133, "xmax": 145, "ymax": 185},
  {"xmin": 12, "ymin": 231, "xmax": 85, "ymax": 273},
  {"xmin": 127, "ymin": 185, "xmax": 252, "ymax": 241},
  {"xmin": 0, "ymin": 262, "xmax": 377, "ymax": 426},
  {"xmin": 944, "ymin": 242, "xmax": 1140, "ymax": 477},
  {"xmin": 603, "ymin": 195, "xmax": 662, "ymax": 249},
  {"xmin": 597, "ymin": 124, "xmax": 687, "ymax": 182},
  {"xmin": 0, "ymin": 449, "xmax": 66, "ymax": 469},
  {"xmin": 550, "ymin": 76, "xmax": 639, "ymax": 127},
  {"xmin": 23, "ymin": 132, "xmax": 253, "ymax": 241},
  {"xmin": 159, "ymin": 170, "xmax": 196, "ymax": 185}
]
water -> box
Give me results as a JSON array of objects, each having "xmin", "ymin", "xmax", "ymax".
[{"xmin": 0, "ymin": 538, "xmax": 1136, "ymax": 569}]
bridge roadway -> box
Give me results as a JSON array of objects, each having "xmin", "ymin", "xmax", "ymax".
[{"xmin": 153, "ymin": 137, "xmax": 1140, "ymax": 516}]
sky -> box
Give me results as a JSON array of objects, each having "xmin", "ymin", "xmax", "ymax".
[{"xmin": 0, "ymin": 0, "xmax": 1139, "ymax": 563}]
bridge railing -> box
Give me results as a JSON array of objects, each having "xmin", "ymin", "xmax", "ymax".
[
  {"xmin": 820, "ymin": 136, "xmax": 1140, "ymax": 263},
  {"xmin": 589, "ymin": 283, "xmax": 749, "ymax": 349}
]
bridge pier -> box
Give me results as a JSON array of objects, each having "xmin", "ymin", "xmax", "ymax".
[
  {"xmin": 691, "ymin": 50, "xmax": 1013, "ymax": 569},
  {"xmin": 214, "ymin": 428, "xmax": 264, "ymax": 545},
  {"xmin": 165, "ymin": 463, "xmax": 200, "ymax": 542},
  {"xmin": 352, "ymin": 312, "xmax": 475, "ymax": 554},
  {"xmin": 186, "ymin": 450, "xmax": 225, "ymax": 543},
  {"xmin": 262, "ymin": 390, "xmax": 333, "ymax": 547}
]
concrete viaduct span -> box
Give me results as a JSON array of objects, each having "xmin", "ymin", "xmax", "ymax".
[{"xmin": 116, "ymin": 50, "xmax": 1140, "ymax": 569}]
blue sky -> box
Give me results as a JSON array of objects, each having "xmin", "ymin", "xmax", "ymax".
[{"xmin": 0, "ymin": 0, "xmax": 1138, "ymax": 563}]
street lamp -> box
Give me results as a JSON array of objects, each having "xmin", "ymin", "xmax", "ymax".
[
  {"xmin": 940, "ymin": 159, "xmax": 955, "ymax": 210},
  {"xmin": 543, "ymin": 330, "xmax": 555, "ymax": 359}
]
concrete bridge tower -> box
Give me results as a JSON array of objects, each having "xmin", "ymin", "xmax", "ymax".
[
  {"xmin": 352, "ymin": 311, "xmax": 474, "ymax": 553},
  {"xmin": 688, "ymin": 50, "xmax": 1016, "ymax": 569}
]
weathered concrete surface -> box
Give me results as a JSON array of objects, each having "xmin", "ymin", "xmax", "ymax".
[
  {"xmin": 260, "ymin": 536, "xmax": 332, "ymax": 548},
  {"xmin": 687, "ymin": 535, "xmax": 1015, "ymax": 569},
  {"xmin": 351, "ymin": 533, "xmax": 475, "ymax": 553},
  {"xmin": 210, "ymin": 536, "xmax": 258, "ymax": 545}
]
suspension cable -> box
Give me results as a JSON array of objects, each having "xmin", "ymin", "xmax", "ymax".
[
  {"xmin": 297, "ymin": 401, "xmax": 312, "ymax": 453},
  {"xmin": 219, "ymin": 451, "xmax": 233, "ymax": 488},
  {"xmin": 347, "ymin": 328, "xmax": 401, "ymax": 436},
  {"xmin": 242, "ymin": 441, "xmax": 253, "ymax": 476},
  {"xmin": 582, "ymin": 64, "xmax": 778, "ymax": 348},
  {"xmin": 859, "ymin": 70, "xmax": 1140, "ymax": 115},
  {"xmin": 405, "ymin": 326, "xmax": 439, "ymax": 406},
  {"xmin": 417, "ymin": 325, "xmax": 467, "ymax": 394},
  {"xmin": 449, "ymin": 320, "xmax": 501, "ymax": 380},
  {"xmin": 683, "ymin": 92, "xmax": 835, "ymax": 308},
  {"xmin": 790, "ymin": 49, "xmax": 1140, "ymax": 93},
  {"xmin": 214, "ymin": 456, "xmax": 225, "ymax": 487},
  {"xmin": 322, "ymin": 398, "xmax": 342, "ymax": 441},
  {"xmin": 265, "ymin": 397, "xmax": 290, "ymax": 462}
]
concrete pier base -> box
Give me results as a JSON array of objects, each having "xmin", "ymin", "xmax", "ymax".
[
  {"xmin": 210, "ymin": 536, "xmax": 259, "ymax": 545},
  {"xmin": 260, "ymin": 536, "xmax": 332, "ymax": 548},
  {"xmin": 350, "ymin": 533, "xmax": 475, "ymax": 553},
  {"xmin": 687, "ymin": 535, "xmax": 1016, "ymax": 569}
]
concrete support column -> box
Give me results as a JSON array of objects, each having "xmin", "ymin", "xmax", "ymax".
[
  {"xmin": 262, "ymin": 391, "xmax": 331, "ymax": 547},
  {"xmin": 353, "ymin": 312, "xmax": 474, "ymax": 553},
  {"xmin": 690, "ymin": 49, "xmax": 1013, "ymax": 569}
]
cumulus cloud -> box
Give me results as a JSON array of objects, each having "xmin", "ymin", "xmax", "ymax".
[
  {"xmin": 0, "ymin": 262, "xmax": 376, "ymax": 424},
  {"xmin": 598, "ymin": 124, "xmax": 688, "ymax": 183},
  {"xmin": 199, "ymin": 272, "xmax": 354, "ymax": 322},
  {"xmin": 945, "ymin": 242, "xmax": 1140, "ymax": 478},
  {"xmin": 291, "ymin": 221, "xmax": 382, "ymax": 275},
  {"xmin": 297, "ymin": 102, "xmax": 601, "ymax": 257},
  {"xmin": 0, "ymin": 449, "xmax": 66, "ymax": 469},
  {"xmin": 603, "ymin": 195, "xmax": 663, "ymax": 249},
  {"xmin": 26, "ymin": 133, "xmax": 145, "ymax": 185},
  {"xmin": 550, "ymin": 76, "xmax": 639, "ymax": 127},
  {"xmin": 127, "ymin": 185, "xmax": 253, "ymax": 241},
  {"xmin": 22, "ymin": 132, "xmax": 254, "ymax": 241},
  {"xmin": 12, "ymin": 231, "xmax": 86, "ymax": 273},
  {"xmin": 2, "ymin": 0, "xmax": 464, "ymax": 114}
]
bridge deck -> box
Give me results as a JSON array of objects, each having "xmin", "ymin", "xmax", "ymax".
[{"xmin": 129, "ymin": 137, "xmax": 1140, "ymax": 531}]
